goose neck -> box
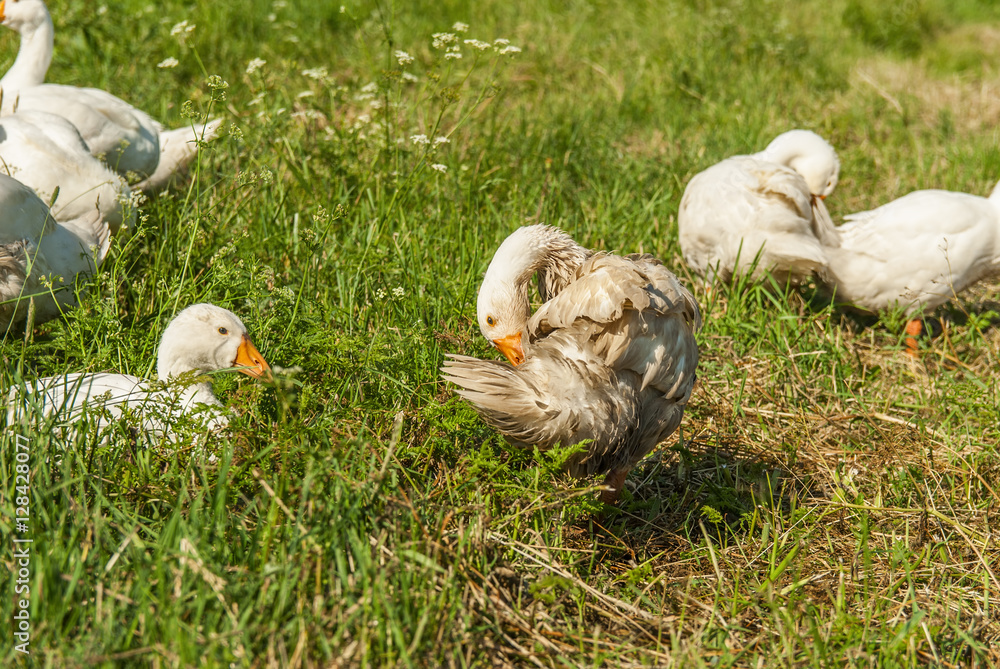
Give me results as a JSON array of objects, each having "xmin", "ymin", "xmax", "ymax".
[{"xmin": 0, "ymin": 10, "xmax": 53, "ymax": 93}]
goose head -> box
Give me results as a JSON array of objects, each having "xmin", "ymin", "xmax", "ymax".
[
  {"xmin": 156, "ymin": 303, "xmax": 272, "ymax": 383},
  {"xmin": 761, "ymin": 129, "xmax": 839, "ymax": 199},
  {"xmin": 476, "ymin": 225, "xmax": 583, "ymax": 366},
  {"xmin": 0, "ymin": 0, "xmax": 51, "ymax": 36}
]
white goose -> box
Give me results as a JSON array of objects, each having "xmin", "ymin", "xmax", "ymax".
[
  {"xmin": 0, "ymin": 0, "xmax": 221, "ymax": 191},
  {"xmin": 7, "ymin": 303, "xmax": 272, "ymax": 437},
  {"xmin": 678, "ymin": 129, "xmax": 841, "ymax": 284},
  {"xmin": 0, "ymin": 110, "xmax": 133, "ymax": 233},
  {"xmin": 819, "ymin": 181, "xmax": 1000, "ymax": 349},
  {"xmin": 0, "ymin": 172, "xmax": 108, "ymax": 330},
  {"xmin": 442, "ymin": 225, "xmax": 701, "ymax": 503}
]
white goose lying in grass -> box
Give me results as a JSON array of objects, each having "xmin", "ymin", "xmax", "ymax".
[
  {"xmin": 819, "ymin": 180, "xmax": 1000, "ymax": 352},
  {"xmin": 678, "ymin": 129, "xmax": 840, "ymax": 284},
  {"xmin": 0, "ymin": 0, "xmax": 222, "ymax": 192},
  {"xmin": 7, "ymin": 303, "xmax": 272, "ymax": 438},
  {"xmin": 442, "ymin": 225, "xmax": 701, "ymax": 504},
  {"xmin": 0, "ymin": 172, "xmax": 108, "ymax": 330},
  {"xmin": 0, "ymin": 110, "xmax": 134, "ymax": 233}
]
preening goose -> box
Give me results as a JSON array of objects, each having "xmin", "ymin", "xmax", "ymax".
[
  {"xmin": 818, "ymin": 181, "xmax": 1000, "ymax": 351},
  {"xmin": 0, "ymin": 172, "xmax": 108, "ymax": 330},
  {"xmin": 0, "ymin": 0, "xmax": 221, "ymax": 190},
  {"xmin": 7, "ymin": 303, "xmax": 272, "ymax": 438},
  {"xmin": 442, "ymin": 225, "xmax": 701, "ymax": 504},
  {"xmin": 678, "ymin": 129, "xmax": 840, "ymax": 284},
  {"xmin": 0, "ymin": 110, "xmax": 134, "ymax": 233}
]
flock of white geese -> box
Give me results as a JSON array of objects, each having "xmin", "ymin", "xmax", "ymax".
[
  {"xmin": 2, "ymin": 1, "xmax": 264, "ymax": 440},
  {"xmin": 6, "ymin": 2, "xmax": 1000, "ymax": 503}
]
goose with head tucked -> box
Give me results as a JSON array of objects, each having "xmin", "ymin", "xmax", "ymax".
[
  {"xmin": 0, "ymin": 172, "xmax": 109, "ymax": 330},
  {"xmin": 0, "ymin": 0, "xmax": 221, "ymax": 190},
  {"xmin": 678, "ymin": 129, "xmax": 841, "ymax": 284},
  {"xmin": 6, "ymin": 303, "xmax": 272, "ymax": 438},
  {"xmin": 441, "ymin": 225, "xmax": 701, "ymax": 504},
  {"xmin": 818, "ymin": 180, "xmax": 1000, "ymax": 353}
]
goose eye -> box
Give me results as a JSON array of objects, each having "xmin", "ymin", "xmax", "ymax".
[
  {"xmin": 218, "ymin": 327, "xmax": 228, "ymax": 335},
  {"xmin": 486, "ymin": 316, "xmax": 495, "ymax": 327}
]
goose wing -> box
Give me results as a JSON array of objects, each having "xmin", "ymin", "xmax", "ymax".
[
  {"xmin": 441, "ymin": 344, "xmax": 627, "ymax": 451},
  {"xmin": 1, "ymin": 176, "xmax": 108, "ymax": 326},
  {"xmin": 10, "ymin": 85, "xmax": 160, "ymax": 176},
  {"xmin": 679, "ymin": 156, "xmax": 828, "ymax": 280},
  {"xmin": 8, "ymin": 372, "xmax": 226, "ymax": 437},
  {"xmin": 824, "ymin": 190, "xmax": 1000, "ymax": 312}
]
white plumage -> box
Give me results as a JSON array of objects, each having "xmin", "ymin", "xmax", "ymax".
[
  {"xmin": 819, "ymin": 182, "xmax": 1000, "ymax": 316},
  {"xmin": 0, "ymin": 0, "xmax": 221, "ymax": 190},
  {"xmin": 6, "ymin": 303, "xmax": 272, "ymax": 439},
  {"xmin": 0, "ymin": 172, "xmax": 109, "ymax": 329},
  {"xmin": 678, "ymin": 129, "xmax": 840, "ymax": 284},
  {"xmin": 0, "ymin": 110, "xmax": 134, "ymax": 233}
]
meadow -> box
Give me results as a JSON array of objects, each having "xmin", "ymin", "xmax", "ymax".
[{"xmin": 1, "ymin": 0, "xmax": 999, "ymax": 666}]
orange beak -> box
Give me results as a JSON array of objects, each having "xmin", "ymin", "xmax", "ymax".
[
  {"xmin": 0, "ymin": 1, "xmax": 6, "ymax": 22},
  {"xmin": 234, "ymin": 334, "xmax": 273, "ymax": 381},
  {"xmin": 493, "ymin": 332, "xmax": 525, "ymax": 366}
]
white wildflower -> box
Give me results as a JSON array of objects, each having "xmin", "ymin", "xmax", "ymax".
[
  {"xmin": 369, "ymin": 99, "xmax": 384, "ymax": 110},
  {"xmin": 392, "ymin": 287, "xmax": 405, "ymax": 298},
  {"xmin": 464, "ymin": 39, "xmax": 490, "ymax": 51},
  {"xmin": 376, "ymin": 288, "xmax": 387, "ymax": 300},
  {"xmin": 410, "ymin": 134, "xmax": 430, "ymax": 145},
  {"xmin": 394, "ymin": 50, "xmax": 414, "ymax": 66},
  {"xmin": 432, "ymin": 32, "xmax": 457, "ymax": 49},
  {"xmin": 361, "ymin": 82, "xmax": 378, "ymax": 93},
  {"xmin": 339, "ymin": 5, "xmax": 346, "ymax": 12},
  {"xmin": 433, "ymin": 136, "xmax": 450, "ymax": 146},
  {"xmin": 296, "ymin": 90, "xmax": 315, "ymax": 99},
  {"xmin": 206, "ymin": 74, "xmax": 229, "ymax": 90},
  {"xmin": 267, "ymin": 13, "xmax": 277, "ymax": 22},
  {"xmin": 157, "ymin": 57, "xmax": 179, "ymax": 69},
  {"xmin": 291, "ymin": 109, "xmax": 323, "ymax": 121},
  {"xmin": 246, "ymin": 58, "xmax": 267, "ymax": 75},
  {"xmin": 170, "ymin": 20, "xmax": 196, "ymax": 43},
  {"xmin": 430, "ymin": 164, "xmax": 447, "ymax": 173},
  {"xmin": 493, "ymin": 38, "xmax": 510, "ymax": 47},
  {"xmin": 351, "ymin": 114, "xmax": 371, "ymax": 131},
  {"xmin": 97, "ymin": 5, "xmax": 108, "ymax": 15},
  {"xmin": 285, "ymin": 34, "xmax": 300, "ymax": 44},
  {"xmin": 401, "ymin": 72, "xmax": 418, "ymax": 83},
  {"xmin": 170, "ymin": 20, "xmax": 193, "ymax": 36},
  {"xmin": 452, "ymin": 22, "xmax": 469, "ymax": 33},
  {"xmin": 120, "ymin": 189, "xmax": 147, "ymax": 209},
  {"xmin": 302, "ymin": 66, "xmax": 329, "ymax": 80},
  {"xmin": 499, "ymin": 45, "xmax": 521, "ymax": 56},
  {"xmin": 444, "ymin": 51, "xmax": 462, "ymax": 60}
]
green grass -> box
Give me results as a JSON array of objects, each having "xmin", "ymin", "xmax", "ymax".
[{"xmin": 2, "ymin": 0, "xmax": 999, "ymax": 666}]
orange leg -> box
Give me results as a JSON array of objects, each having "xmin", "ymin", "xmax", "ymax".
[
  {"xmin": 905, "ymin": 319, "xmax": 923, "ymax": 357},
  {"xmin": 601, "ymin": 468, "xmax": 630, "ymax": 505}
]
